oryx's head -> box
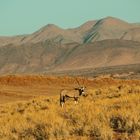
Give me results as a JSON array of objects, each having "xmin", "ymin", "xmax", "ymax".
[
  {"xmin": 74, "ymin": 86, "xmax": 87, "ymax": 96},
  {"xmin": 75, "ymin": 77, "xmax": 88, "ymax": 97},
  {"xmin": 79, "ymin": 86, "xmax": 86, "ymax": 96}
]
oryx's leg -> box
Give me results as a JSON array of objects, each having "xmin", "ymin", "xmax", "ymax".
[
  {"xmin": 60, "ymin": 93, "xmax": 65, "ymax": 108},
  {"xmin": 61, "ymin": 102, "xmax": 64, "ymax": 108},
  {"xmin": 74, "ymin": 96, "xmax": 79, "ymax": 104}
]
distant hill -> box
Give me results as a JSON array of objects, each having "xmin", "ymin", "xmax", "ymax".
[{"xmin": 0, "ymin": 17, "xmax": 140, "ymax": 75}]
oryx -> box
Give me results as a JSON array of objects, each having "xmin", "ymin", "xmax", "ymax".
[{"xmin": 60, "ymin": 78, "xmax": 87, "ymax": 107}]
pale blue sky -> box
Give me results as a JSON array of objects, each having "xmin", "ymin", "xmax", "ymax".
[{"xmin": 0, "ymin": 0, "xmax": 140, "ymax": 36}]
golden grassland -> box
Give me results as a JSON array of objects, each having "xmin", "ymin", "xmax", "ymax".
[{"xmin": 0, "ymin": 75, "xmax": 140, "ymax": 140}]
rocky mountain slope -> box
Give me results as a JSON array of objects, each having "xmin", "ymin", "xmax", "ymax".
[{"xmin": 0, "ymin": 17, "xmax": 140, "ymax": 75}]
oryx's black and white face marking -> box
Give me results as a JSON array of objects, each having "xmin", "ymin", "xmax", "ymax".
[
  {"xmin": 75, "ymin": 86, "xmax": 86, "ymax": 96},
  {"xmin": 78, "ymin": 86, "xmax": 86, "ymax": 96}
]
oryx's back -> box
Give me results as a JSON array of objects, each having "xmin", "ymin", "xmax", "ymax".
[{"xmin": 60, "ymin": 89, "xmax": 78, "ymax": 97}]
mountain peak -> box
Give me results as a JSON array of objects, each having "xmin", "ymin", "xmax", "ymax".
[
  {"xmin": 83, "ymin": 17, "xmax": 134, "ymax": 43},
  {"xmin": 101, "ymin": 16, "xmax": 129, "ymax": 25},
  {"xmin": 45, "ymin": 24, "xmax": 59, "ymax": 28},
  {"xmin": 37, "ymin": 24, "xmax": 62, "ymax": 33},
  {"xmin": 104, "ymin": 16, "xmax": 119, "ymax": 20}
]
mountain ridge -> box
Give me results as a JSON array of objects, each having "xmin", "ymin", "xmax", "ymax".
[
  {"xmin": 0, "ymin": 17, "xmax": 140, "ymax": 47},
  {"xmin": 0, "ymin": 17, "xmax": 140, "ymax": 75}
]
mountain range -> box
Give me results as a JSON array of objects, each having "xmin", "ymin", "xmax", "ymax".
[{"xmin": 0, "ymin": 17, "xmax": 140, "ymax": 75}]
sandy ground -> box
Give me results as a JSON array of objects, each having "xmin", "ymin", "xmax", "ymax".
[
  {"xmin": 0, "ymin": 75, "xmax": 88, "ymax": 104},
  {"xmin": 0, "ymin": 75, "xmax": 140, "ymax": 104}
]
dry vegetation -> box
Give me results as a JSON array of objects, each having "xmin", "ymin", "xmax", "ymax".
[{"xmin": 0, "ymin": 75, "xmax": 140, "ymax": 140}]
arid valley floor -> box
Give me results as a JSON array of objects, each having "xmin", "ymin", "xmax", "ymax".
[{"xmin": 0, "ymin": 75, "xmax": 140, "ymax": 140}]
